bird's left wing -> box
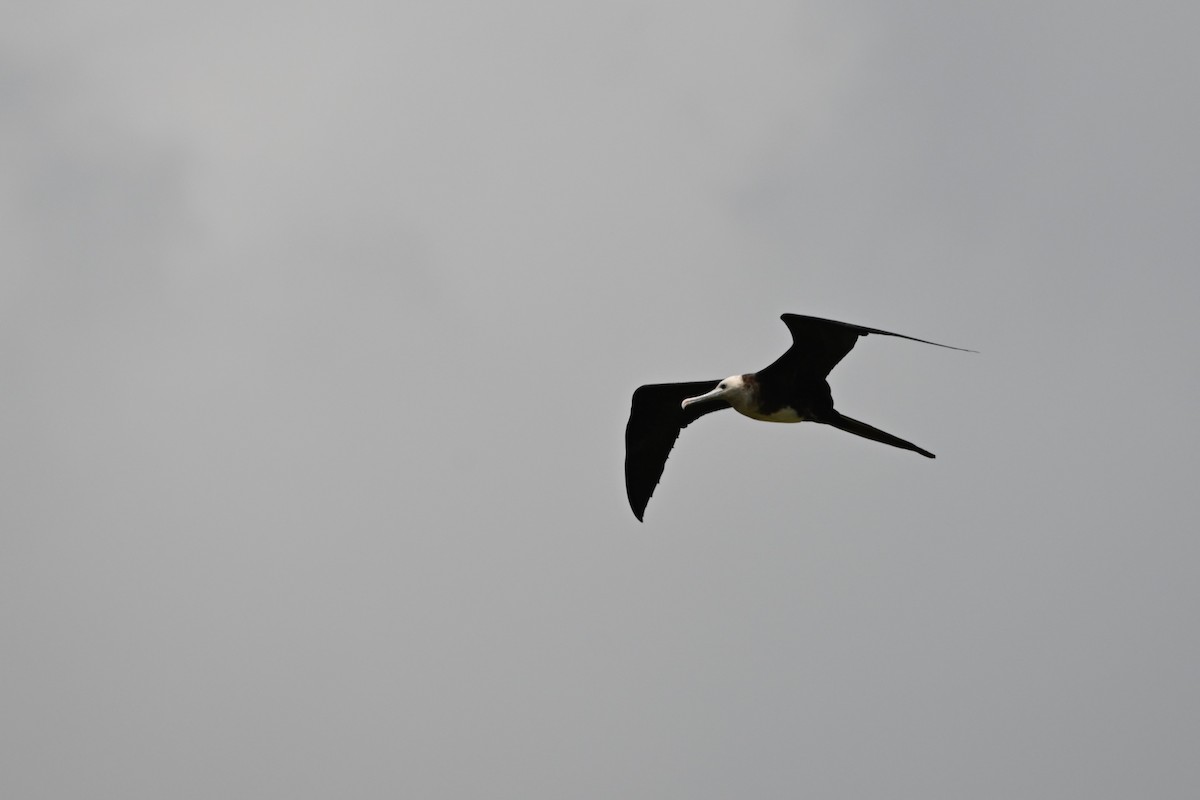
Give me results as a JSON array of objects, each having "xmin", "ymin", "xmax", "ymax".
[
  {"xmin": 625, "ymin": 380, "xmax": 728, "ymax": 521},
  {"xmin": 761, "ymin": 314, "xmax": 975, "ymax": 381}
]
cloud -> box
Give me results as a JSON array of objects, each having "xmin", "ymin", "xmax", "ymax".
[{"xmin": 4, "ymin": 3, "xmax": 1200, "ymax": 799}]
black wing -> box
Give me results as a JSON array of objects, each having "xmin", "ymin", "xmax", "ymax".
[
  {"xmin": 625, "ymin": 380, "xmax": 729, "ymax": 521},
  {"xmin": 759, "ymin": 314, "xmax": 975, "ymax": 381}
]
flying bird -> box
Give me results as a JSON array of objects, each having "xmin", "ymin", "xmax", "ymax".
[{"xmin": 624, "ymin": 313, "xmax": 973, "ymax": 521}]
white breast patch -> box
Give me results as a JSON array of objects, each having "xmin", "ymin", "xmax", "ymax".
[{"xmin": 737, "ymin": 405, "xmax": 807, "ymax": 423}]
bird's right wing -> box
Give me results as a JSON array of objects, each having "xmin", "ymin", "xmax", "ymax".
[{"xmin": 625, "ymin": 380, "xmax": 728, "ymax": 521}]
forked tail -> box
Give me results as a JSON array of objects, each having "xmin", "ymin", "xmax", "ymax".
[{"xmin": 819, "ymin": 411, "xmax": 936, "ymax": 458}]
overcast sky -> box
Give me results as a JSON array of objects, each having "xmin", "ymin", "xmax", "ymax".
[{"xmin": 4, "ymin": 2, "xmax": 1199, "ymax": 798}]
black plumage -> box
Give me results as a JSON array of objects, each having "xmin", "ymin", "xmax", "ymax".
[{"xmin": 624, "ymin": 314, "xmax": 972, "ymax": 521}]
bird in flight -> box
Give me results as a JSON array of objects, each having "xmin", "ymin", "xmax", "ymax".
[{"xmin": 624, "ymin": 313, "xmax": 973, "ymax": 521}]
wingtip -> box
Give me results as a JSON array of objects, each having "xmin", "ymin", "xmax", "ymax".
[{"xmin": 629, "ymin": 498, "xmax": 647, "ymax": 522}]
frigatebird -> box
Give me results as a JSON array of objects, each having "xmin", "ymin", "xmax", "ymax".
[{"xmin": 624, "ymin": 313, "xmax": 972, "ymax": 521}]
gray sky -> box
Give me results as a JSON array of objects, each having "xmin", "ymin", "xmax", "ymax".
[{"xmin": 4, "ymin": 2, "xmax": 1199, "ymax": 798}]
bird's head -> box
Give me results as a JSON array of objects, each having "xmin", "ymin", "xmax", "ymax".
[{"xmin": 681, "ymin": 374, "xmax": 755, "ymax": 411}]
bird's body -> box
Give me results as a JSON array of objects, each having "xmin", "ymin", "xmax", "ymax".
[{"xmin": 624, "ymin": 313, "xmax": 972, "ymax": 521}]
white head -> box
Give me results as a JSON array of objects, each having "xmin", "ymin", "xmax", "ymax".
[{"xmin": 681, "ymin": 374, "xmax": 755, "ymax": 411}]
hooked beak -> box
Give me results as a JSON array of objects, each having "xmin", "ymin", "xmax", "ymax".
[{"xmin": 681, "ymin": 385, "xmax": 728, "ymax": 410}]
